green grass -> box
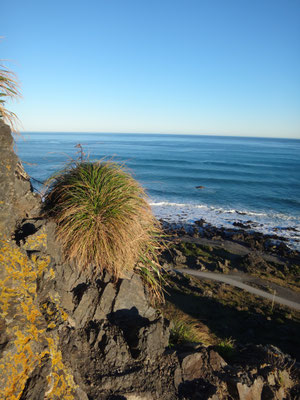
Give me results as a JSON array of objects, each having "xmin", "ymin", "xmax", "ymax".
[
  {"xmin": 216, "ymin": 337, "xmax": 236, "ymax": 361},
  {"xmin": 177, "ymin": 242, "xmax": 211, "ymax": 259},
  {"xmin": 169, "ymin": 320, "xmax": 198, "ymax": 346},
  {"xmin": 43, "ymin": 160, "xmax": 165, "ymax": 301}
]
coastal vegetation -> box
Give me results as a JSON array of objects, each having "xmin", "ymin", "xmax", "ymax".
[
  {"xmin": 0, "ymin": 61, "xmax": 21, "ymax": 133},
  {"xmin": 169, "ymin": 319, "xmax": 198, "ymax": 346},
  {"xmin": 216, "ymin": 337, "xmax": 236, "ymax": 361},
  {"xmin": 43, "ymin": 160, "xmax": 165, "ymax": 300}
]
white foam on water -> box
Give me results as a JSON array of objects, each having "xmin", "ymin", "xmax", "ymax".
[
  {"xmin": 149, "ymin": 201, "xmax": 207, "ymax": 209},
  {"xmin": 150, "ymin": 200, "xmax": 300, "ymax": 250}
]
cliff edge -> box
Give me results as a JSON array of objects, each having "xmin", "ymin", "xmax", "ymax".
[{"xmin": 0, "ymin": 121, "xmax": 299, "ymax": 400}]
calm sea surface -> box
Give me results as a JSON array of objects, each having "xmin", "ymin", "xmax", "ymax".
[{"xmin": 16, "ymin": 133, "xmax": 300, "ymax": 248}]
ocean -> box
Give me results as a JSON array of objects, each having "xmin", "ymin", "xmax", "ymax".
[{"xmin": 16, "ymin": 132, "xmax": 300, "ymax": 248}]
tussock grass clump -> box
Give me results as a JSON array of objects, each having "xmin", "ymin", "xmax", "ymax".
[{"xmin": 43, "ymin": 160, "xmax": 165, "ymax": 299}]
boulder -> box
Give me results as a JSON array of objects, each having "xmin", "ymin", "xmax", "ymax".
[
  {"xmin": 236, "ymin": 377, "xmax": 264, "ymax": 400},
  {"xmin": 113, "ymin": 273, "xmax": 157, "ymax": 321},
  {"xmin": 179, "ymin": 348, "xmax": 227, "ymax": 383}
]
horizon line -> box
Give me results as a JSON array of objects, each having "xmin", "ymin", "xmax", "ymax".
[{"xmin": 21, "ymin": 130, "xmax": 300, "ymax": 140}]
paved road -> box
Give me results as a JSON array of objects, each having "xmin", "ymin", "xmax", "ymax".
[{"xmin": 174, "ymin": 269, "xmax": 300, "ymax": 311}]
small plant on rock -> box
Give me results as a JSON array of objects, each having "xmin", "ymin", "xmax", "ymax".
[
  {"xmin": 169, "ymin": 320, "xmax": 197, "ymax": 346},
  {"xmin": 216, "ymin": 337, "xmax": 236, "ymax": 361},
  {"xmin": 43, "ymin": 160, "xmax": 165, "ymax": 301}
]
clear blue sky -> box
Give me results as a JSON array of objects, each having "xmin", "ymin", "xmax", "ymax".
[{"xmin": 2, "ymin": 0, "xmax": 300, "ymax": 138}]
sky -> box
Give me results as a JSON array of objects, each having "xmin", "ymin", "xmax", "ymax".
[{"xmin": 1, "ymin": 0, "xmax": 300, "ymax": 138}]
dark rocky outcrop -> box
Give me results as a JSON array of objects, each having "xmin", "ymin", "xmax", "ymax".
[
  {"xmin": 0, "ymin": 120, "xmax": 40, "ymax": 239},
  {"xmin": 1, "ymin": 121, "xmax": 299, "ymax": 399}
]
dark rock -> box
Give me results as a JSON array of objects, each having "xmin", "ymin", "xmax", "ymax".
[
  {"xmin": 0, "ymin": 318, "xmax": 9, "ymax": 355},
  {"xmin": 38, "ymin": 227, "xmax": 175, "ymax": 398},
  {"xmin": 171, "ymin": 248, "xmax": 187, "ymax": 266},
  {"xmin": 0, "ymin": 121, "xmax": 40, "ymax": 239},
  {"xmin": 231, "ymin": 233, "xmax": 246, "ymax": 242},
  {"xmin": 280, "ymin": 226, "xmax": 298, "ymax": 232},
  {"xmin": 19, "ymin": 356, "xmax": 51, "ymax": 400},
  {"xmin": 73, "ymin": 285, "xmax": 102, "ymax": 327},
  {"xmin": 113, "ymin": 273, "xmax": 157, "ymax": 321},
  {"xmin": 14, "ymin": 222, "xmax": 39, "ymax": 245},
  {"xmin": 240, "ymin": 252, "xmax": 269, "ymax": 273},
  {"xmin": 233, "ymin": 221, "xmax": 251, "ymax": 229},
  {"xmin": 236, "ymin": 211, "xmax": 247, "ymax": 215},
  {"xmin": 179, "ymin": 348, "xmax": 227, "ymax": 382},
  {"xmin": 181, "ymin": 352, "xmax": 204, "ymax": 381},
  {"xmin": 94, "ymin": 283, "xmax": 116, "ymax": 320}
]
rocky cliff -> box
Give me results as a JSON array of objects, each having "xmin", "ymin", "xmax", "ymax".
[
  {"xmin": 0, "ymin": 121, "xmax": 299, "ymax": 399},
  {"xmin": 0, "ymin": 121, "xmax": 40, "ymax": 238}
]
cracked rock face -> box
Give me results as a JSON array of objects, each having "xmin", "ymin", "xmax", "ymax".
[
  {"xmin": 40, "ymin": 221, "xmax": 175, "ymax": 399},
  {"xmin": 0, "ymin": 121, "xmax": 40, "ymax": 240}
]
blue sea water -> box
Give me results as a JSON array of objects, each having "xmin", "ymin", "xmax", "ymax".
[{"xmin": 16, "ymin": 132, "xmax": 300, "ymax": 248}]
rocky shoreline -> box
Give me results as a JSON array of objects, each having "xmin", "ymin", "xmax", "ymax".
[
  {"xmin": 153, "ymin": 201, "xmax": 300, "ymax": 253},
  {"xmin": 161, "ymin": 218, "xmax": 300, "ymax": 259},
  {"xmin": 1, "ymin": 120, "xmax": 300, "ymax": 399}
]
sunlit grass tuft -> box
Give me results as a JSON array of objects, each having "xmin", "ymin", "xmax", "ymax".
[
  {"xmin": 169, "ymin": 319, "xmax": 198, "ymax": 346},
  {"xmin": 43, "ymin": 160, "xmax": 165, "ymax": 300},
  {"xmin": 216, "ymin": 337, "xmax": 236, "ymax": 361}
]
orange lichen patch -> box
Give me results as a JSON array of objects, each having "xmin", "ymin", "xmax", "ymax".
[
  {"xmin": 23, "ymin": 226, "xmax": 47, "ymax": 251},
  {"xmin": 49, "ymin": 267, "xmax": 56, "ymax": 279},
  {"xmin": 41, "ymin": 295, "xmax": 69, "ymax": 326},
  {"xmin": 0, "ymin": 238, "xmax": 76, "ymax": 399},
  {"xmin": 47, "ymin": 321, "xmax": 56, "ymax": 329},
  {"xmin": 45, "ymin": 338, "xmax": 77, "ymax": 400},
  {"xmin": 50, "ymin": 294, "xmax": 69, "ymax": 322}
]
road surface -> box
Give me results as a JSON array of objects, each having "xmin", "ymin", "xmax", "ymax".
[{"xmin": 174, "ymin": 269, "xmax": 300, "ymax": 311}]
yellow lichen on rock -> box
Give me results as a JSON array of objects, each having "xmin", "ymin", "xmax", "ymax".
[
  {"xmin": 0, "ymin": 235, "xmax": 77, "ymax": 400},
  {"xmin": 45, "ymin": 337, "xmax": 77, "ymax": 400},
  {"xmin": 22, "ymin": 225, "xmax": 48, "ymax": 251}
]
